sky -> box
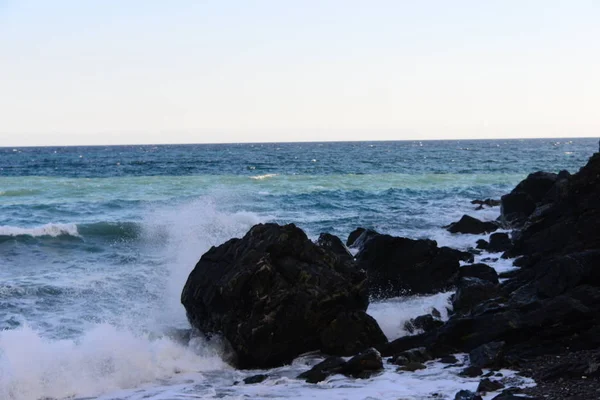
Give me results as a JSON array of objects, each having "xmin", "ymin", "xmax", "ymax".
[{"xmin": 0, "ymin": 0, "xmax": 599, "ymax": 146}]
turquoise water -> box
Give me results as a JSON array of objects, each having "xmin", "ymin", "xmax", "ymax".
[{"xmin": 0, "ymin": 139, "xmax": 595, "ymax": 399}]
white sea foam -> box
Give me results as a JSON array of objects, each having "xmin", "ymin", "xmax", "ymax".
[
  {"xmin": 0, "ymin": 324, "xmax": 227, "ymax": 400},
  {"xmin": 368, "ymin": 292, "xmax": 453, "ymax": 340},
  {"xmin": 0, "ymin": 223, "xmax": 80, "ymax": 237}
]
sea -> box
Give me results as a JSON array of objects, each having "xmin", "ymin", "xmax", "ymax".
[{"xmin": 0, "ymin": 138, "xmax": 596, "ymax": 400}]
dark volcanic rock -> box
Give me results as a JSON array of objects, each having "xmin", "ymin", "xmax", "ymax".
[
  {"xmin": 500, "ymin": 171, "xmax": 558, "ymax": 227},
  {"xmin": 355, "ymin": 234, "xmax": 462, "ymax": 297},
  {"xmin": 472, "ymin": 198, "xmax": 501, "ymax": 208},
  {"xmin": 405, "ymin": 314, "xmax": 444, "ymax": 334},
  {"xmin": 458, "ymin": 263, "xmax": 499, "ymax": 285},
  {"xmin": 342, "ymin": 347, "xmax": 384, "ymax": 378},
  {"xmin": 181, "ymin": 223, "xmax": 386, "ymax": 368},
  {"xmin": 446, "ymin": 215, "xmax": 499, "ymax": 234},
  {"xmin": 346, "ymin": 228, "xmax": 379, "ymax": 249},
  {"xmin": 320, "ymin": 310, "xmax": 388, "ymax": 356},
  {"xmin": 512, "ymin": 154, "xmax": 600, "ymax": 257},
  {"xmin": 486, "ymin": 233, "xmax": 512, "ymax": 253},
  {"xmin": 317, "ymin": 233, "xmax": 353, "ymax": 262},
  {"xmin": 460, "ymin": 366, "xmax": 483, "ymax": 377},
  {"xmin": 477, "ymin": 378, "xmax": 505, "ymax": 393},
  {"xmin": 453, "ymin": 278, "xmax": 499, "ymax": 315},
  {"xmin": 243, "ymin": 374, "xmax": 268, "ymax": 384},
  {"xmin": 454, "ymin": 390, "xmax": 483, "ymax": 400},
  {"xmin": 297, "ymin": 356, "xmax": 346, "ymax": 383},
  {"xmin": 469, "ymin": 341, "xmax": 505, "ymax": 368}
]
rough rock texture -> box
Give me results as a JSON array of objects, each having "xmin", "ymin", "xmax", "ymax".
[
  {"xmin": 458, "ymin": 263, "xmax": 499, "ymax": 285},
  {"xmin": 500, "ymin": 171, "xmax": 558, "ymax": 228},
  {"xmin": 316, "ymin": 233, "xmax": 353, "ymax": 263},
  {"xmin": 355, "ymin": 234, "xmax": 462, "ymax": 297},
  {"xmin": 486, "ymin": 233, "xmax": 512, "ymax": 253},
  {"xmin": 452, "ymin": 278, "xmax": 499, "ymax": 315},
  {"xmin": 446, "ymin": 215, "xmax": 499, "ymax": 234},
  {"xmin": 346, "ymin": 228, "xmax": 379, "ymax": 250},
  {"xmin": 375, "ymin": 152, "xmax": 600, "ymax": 400},
  {"xmin": 181, "ymin": 223, "xmax": 387, "ymax": 368}
]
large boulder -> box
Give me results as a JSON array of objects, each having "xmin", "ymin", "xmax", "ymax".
[
  {"xmin": 446, "ymin": 215, "xmax": 499, "ymax": 234},
  {"xmin": 181, "ymin": 223, "xmax": 386, "ymax": 368},
  {"xmin": 355, "ymin": 234, "xmax": 462, "ymax": 297}
]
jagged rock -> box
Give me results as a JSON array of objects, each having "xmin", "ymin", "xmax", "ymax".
[
  {"xmin": 405, "ymin": 314, "xmax": 444, "ymax": 334},
  {"xmin": 355, "ymin": 234, "xmax": 462, "ymax": 298},
  {"xmin": 459, "ymin": 263, "xmax": 499, "ymax": 285},
  {"xmin": 500, "ymin": 171, "xmax": 558, "ymax": 228},
  {"xmin": 317, "ymin": 233, "xmax": 353, "ymax": 262},
  {"xmin": 453, "ymin": 277, "xmax": 500, "ymax": 315},
  {"xmin": 181, "ymin": 223, "xmax": 386, "ymax": 368},
  {"xmin": 469, "ymin": 341, "xmax": 505, "ymax": 368},
  {"xmin": 447, "ymin": 215, "xmax": 499, "ymax": 234},
  {"xmin": 477, "ymin": 378, "xmax": 505, "ymax": 393},
  {"xmin": 297, "ymin": 356, "xmax": 346, "ymax": 383},
  {"xmin": 346, "ymin": 228, "xmax": 379, "ymax": 249},
  {"xmin": 487, "ymin": 233, "xmax": 512, "ymax": 253}
]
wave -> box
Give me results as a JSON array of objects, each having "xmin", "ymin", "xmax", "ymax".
[
  {"xmin": 0, "ymin": 221, "xmax": 143, "ymax": 243},
  {"xmin": 0, "ymin": 189, "xmax": 41, "ymax": 197},
  {"xmin": 250, "ymin": 173, "xmax": 278, "ymax": 180},
  {"xmin": 0, "ymin": 223, "xmax": 79, "ymax": 239}
]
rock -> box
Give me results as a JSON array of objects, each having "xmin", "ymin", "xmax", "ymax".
[
  {"xmin": 533, "ymin": 251, "xmax": 600, "ymax": 298},
  {"xmin": 342, "ymin": 347, "xmax": 384, "ymax": 378},
  {"xmin": 440, "ymin": 355, "xmax": 458, "ymax": 364},
  {"xmin": 476, "ymin": 239, "xmax": 489, "ymax": 250},
  {"xmin": 469, "ymin": 341, "xmax": 505, "ymax": 368},
  {"xmin": 472, "ymin": 199, "xmax": 501, "ymax": 208},
  {"xmin": 500, "ymin": 171, "xmax": 558, "ymax": 227},
  {"xmin": 390, "ymin": 355, "xmax": 409, "ymax": 366},
  {"xmin": 447, "ymin": 215, "xmax": 499, "ymax": 234},
  {"xmin": 396, "ymin": 347, "xmax": 432, "ymax": 364},
  {"xmin": 181, "ymin": 223, "xmax": 386, "ymax": 368},
  {"xmin": 297, "ymin": 356, "xmax": 346, "ymax": 383},
  {"xmin": 355, "ymin": 234, "xmax": 462, "ymax": 297},
  {"xmin": 320, "ymin": 310, "xmax": 388, "ymax": 356},
  {"xmin": 511, "ymin": 154, "xmax": 600, "ymax": 258},
  {"xmin": 487, "ymin": 233, "xmax": 512, "ymax": 253},
  {"xmin": 346, "ymin": 228, "xmax": 379, "ymax": 249},
  {"xmin": 454, "ymin": 390, "xmax": 483, "ymax": 400},
  {"xmin": 459, "ymin": 263, "xmax": 499, "ymax": 285},
  {"xmin": 453, "ymin": 278, "xmax": 500, "ymax": 315},
  {"xmin": 317, "ymin": 233, "xmax": 353, "ymax": 262},
  {"xmin": 399, "ymin": 362, "xmax": 426, "ymax": 372},
  {"xmin": 460, "ymin": 366, "xmax": 483, "ymax": 377},
  {"xmin": 243, "ymin": 374, "xmax": 268, "ymax": 384},
  {"xmin": 406, "ymin": 314, "xmax": 444, "ymax": 333}
]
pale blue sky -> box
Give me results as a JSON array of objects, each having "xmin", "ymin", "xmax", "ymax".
[{"xmin": 1, "ymin": 0, "xmax": 599, "ymax": 146}]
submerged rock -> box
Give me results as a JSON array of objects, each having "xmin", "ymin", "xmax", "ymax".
[
  {"xmin": 446, "ymin": 215, "xmax": 499, "ymax": 234},
  {"xmin": 181, "ymin": 223, "xmax": 386, "ymax": 368}
]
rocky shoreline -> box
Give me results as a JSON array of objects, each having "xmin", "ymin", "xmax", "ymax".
[{"xmin": 181, "ymin": 151, "xmax": 600, "ymax": 399}]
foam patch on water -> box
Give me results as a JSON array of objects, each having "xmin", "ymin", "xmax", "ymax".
[
  {"xmin": 0, "ymin": 324, "xmax": 228, "ymax": 400},
  {"xmin": 368, "ymin": 293, "xmax": 453, "ymax": 340},
  {"xmin": 250, "ymin": 173, "xmax": 278, "ymax": 180},
  {"xmin": 0, "ymin": 223, "xmax": 80, "ymax": 238}
]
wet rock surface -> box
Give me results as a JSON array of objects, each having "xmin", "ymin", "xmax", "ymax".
[{"xmin": 181, "ymin": 223, "xmax": 386, "ymax": 368}]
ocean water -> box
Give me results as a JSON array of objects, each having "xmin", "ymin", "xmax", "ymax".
[{"xmin": 0, "ymin": 139, "xmax": 596, "ymax": 400}]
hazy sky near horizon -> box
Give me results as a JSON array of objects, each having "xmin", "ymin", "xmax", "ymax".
[{"xmin": 1, "ymin": 1, "xmax": 599, "ymax": 146}]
